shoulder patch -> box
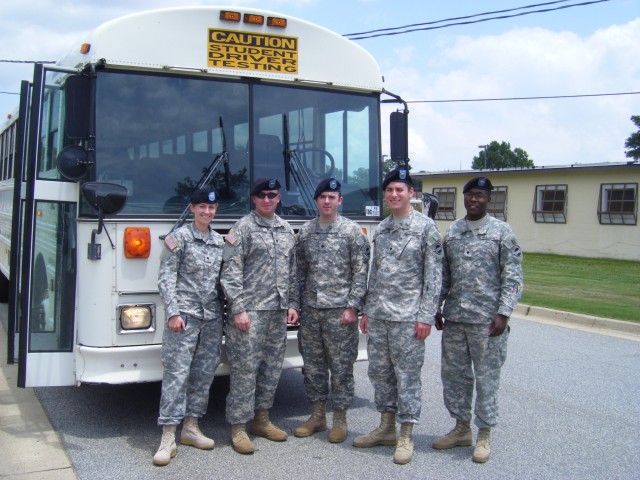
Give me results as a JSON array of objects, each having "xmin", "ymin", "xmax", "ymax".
[
  {"xmin": 225, "ymin": 231, "xmax": 238, "ymax": 246},
  {"xmin": 164, "ymin": 234, "xmax": 178, "ymax": 251}
]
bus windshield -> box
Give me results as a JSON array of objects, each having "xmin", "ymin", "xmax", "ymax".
[{"xmin": 93, "ymin": 70, "xmax": 380, "ymax": 218}]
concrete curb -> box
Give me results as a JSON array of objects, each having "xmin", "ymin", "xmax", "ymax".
[{"xmin": 514, "ymin": 303, "xmax": 640, "ymax": 337}]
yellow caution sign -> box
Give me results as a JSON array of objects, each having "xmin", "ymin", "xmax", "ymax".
[{"xmin": 208, "ymin": 29, "xmax": 298, "ymax": 74}]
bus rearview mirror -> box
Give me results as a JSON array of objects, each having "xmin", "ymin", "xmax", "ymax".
[
  {"xmin": 390, "ymin": 111, "xmax": 408, "ymax": 165},
  {"xmin": 81, "ymin": 182, "xmax": 129, "ymax": 260},
  {"xmin": 64, "ymin": 75, "xmax": 91, "ymax": 139}
]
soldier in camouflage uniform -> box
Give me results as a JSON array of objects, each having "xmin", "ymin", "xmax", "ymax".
[
  {"xmin": 432, "ymin": 176, "xmax": 523, "ymax": 464},
  {"xmin": 220, "ymin": 177, "xmax": 300, "ymax": 455},
  {"xmin": 154, "ymin": 189, "xmax": 225, "ymax": 466},
  {"xmin": 293, "ymin": 178, "xmax": 370, "ymax": 444},
  {"xmin": 353, "ymin": 168, "xmax": 443, "ymax": 465}
]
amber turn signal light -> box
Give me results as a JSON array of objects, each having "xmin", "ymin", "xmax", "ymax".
[{"xmin": 124, "ymin": 227, "xmax": 151, "ymax": 258}]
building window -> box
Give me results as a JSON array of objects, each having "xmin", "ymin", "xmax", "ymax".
[
  {"xmin": 433, "ymin": 187, "xmax": 456, "ymax": 220},
  {"xmin": 488, "ymin": 186, "xmax": 507, "ymax": 221},
  {"xmin": 598, "ymin": 183, "xmax": 638, "ymax": 225},
  {"xmin": 533, "ymin": 184, "xmax": 567, "ymax": 223}
]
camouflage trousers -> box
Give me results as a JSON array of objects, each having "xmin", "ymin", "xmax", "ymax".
[
  {"xmin": 158, "ymin": 314, "xmax": 223, "ymax": 425},
  {"xmin": 367, "ymin": 317, "xmax": 426, "ymax": 424},
  {"xmin": 441, "ymin": 321, "xmax": 510, "ymax": 429},
  {"xmin": 298, "ymin": 307, "xmax": 359, "ymax": 410},
  {"xmin": 224, "ymin": 310, "xmax": 287, "ymax": 424}
]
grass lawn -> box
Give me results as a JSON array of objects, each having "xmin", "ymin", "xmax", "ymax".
[{"xmin": 521, "ymin": 253, "xmax": 640, "ymax": 323}]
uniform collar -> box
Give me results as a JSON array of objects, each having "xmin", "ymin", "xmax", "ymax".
[
  {"xmin": 188, "ymin": 222, "xmax": 212, "ymax": 240},
  {"xmin": 251, "ymin": 210, "xmax": 283, "ymax": 228},
  {"xmin": 314, "ymin": 215, "xmax": 341, "ymax": 232}
]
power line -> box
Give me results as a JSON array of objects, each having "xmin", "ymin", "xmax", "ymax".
[
  {"xmin": 406, "ymin": 91, "xmax": 640, "ymax": 104},
  {"xmin": 344, "ymin": 0, "xmax": 576, "ymax": 37},
  {"xmin": 346, "ymin": 0, "xmax": 610, "ymax": 40}
]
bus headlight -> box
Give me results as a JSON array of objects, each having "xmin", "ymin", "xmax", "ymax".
[{"xmin": 119, "ymin": 304, "xmax": 155, "ymax": 332}]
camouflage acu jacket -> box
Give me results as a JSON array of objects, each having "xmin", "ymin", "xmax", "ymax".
[
  {"xmin": 364, "ymin": 209, "xmax": 443, "ymax": 325},
  {"xmin": 296, "ymin": 215, "xmax": 370, "ymax": 311},
  {"xmin": 439, "ymin": 215, "xmax": 524, "ymax": 324},
  {"xmin": 158, "ymin": 222, "xmax": 224, "ymax": 320},
  {"xmin": 221, "ymin": 211, "xmax": 299, "ymax": 315}
]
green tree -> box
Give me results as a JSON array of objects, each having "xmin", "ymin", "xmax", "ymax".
[
  {"xmin": 348, "ymin": 167, "xmax": 368, "ymax": 186},
  {"xmin": 383, "ymin": 157, "xmax": 396, "ymax": 174},
  {"xmin": 624, "ymin": 115, "xmax": 640, "ymax": 161},
  {"xmin": 473, "ymin": 141, "xmax": 535, "ymax": 170}
]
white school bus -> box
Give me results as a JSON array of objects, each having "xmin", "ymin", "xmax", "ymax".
[{"xmin": 1, "ymin": 6, "xmax": 411, "ymax": 387}]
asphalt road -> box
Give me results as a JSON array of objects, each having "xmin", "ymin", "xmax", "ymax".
[{"xmin": 34, "ymin": 317, "xmax": 640, "ymax": 480}]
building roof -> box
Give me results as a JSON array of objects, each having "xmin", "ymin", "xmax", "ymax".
[{"xmin": 412, "ymin": 161, "xmax": 640, "ymax": 178}]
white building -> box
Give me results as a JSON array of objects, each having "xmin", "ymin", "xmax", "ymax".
[{"xmin": 413, "ymin": 162, "xmax": 640, "ymax": 261}]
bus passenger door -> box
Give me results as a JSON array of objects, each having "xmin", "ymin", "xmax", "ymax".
[{"xmin": 17, "ymin": 64, "xmax": 79, "ymax": 387}]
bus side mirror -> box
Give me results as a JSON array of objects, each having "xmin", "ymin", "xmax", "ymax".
[
  {"xmin": 64, "ymin": 75, "xmax": 91, "ymax": 139},
  {"xmin": 56, "ymin": 145, "xmax": 89, "ymax": 181},
  {"xmin": 390, "ymin": 111, "xmax": 408, "ymax": 165},
  {"xmin": 81, "ymin": 182, "xmax": 128, "ymax": 260}
]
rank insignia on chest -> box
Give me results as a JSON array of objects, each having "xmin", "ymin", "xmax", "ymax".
[
  {"xmin": 225, "ymin": 231, "xmax": 238, "ymax": 246},
  {"xmin": 164, "ymin": 235, "xmax": 178, "ymax": 251}
]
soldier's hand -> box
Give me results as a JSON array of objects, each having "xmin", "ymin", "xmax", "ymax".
[
  {"xmin": 415, "ymin": 321, "xmax": 432, "ymax": 341},
  {"xmin": 435, "ymin": 311, "xmax": 444, "ymax": 331},
  {"xmin": 341, "ymin": 308, "xmax": 358, "ymax": 325},
  {"xmin": 287, "ymin": 308, "xmax": 299, "ymax": 325},
  {"xmin": 234, "ymin": 311, "xmax": 251, "ymax": 331},
  {"xmin": 359, "ymin": 314, "xmax": 369, "ymax": 334},
  {"xmin": 489, "ymin": 314, "xmax": 509, "ymax": 337},
  {"xmin": 168, "ymin": 315, "xmax": 186, "ymax": 332}
]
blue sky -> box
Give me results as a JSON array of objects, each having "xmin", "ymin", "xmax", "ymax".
[{"xmin": 1, "ymin": 0, "xmax": 638, "ymax": 172}]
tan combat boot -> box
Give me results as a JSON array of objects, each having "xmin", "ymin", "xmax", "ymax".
[
  {"xmin": 393, "ymin": 423, "xmax": 414, "ymax": 465},
  {"xmin": 432, "ymin": 420, "xmax": 473, "ymax": 449},
  {"xmin": 328, "ymin": 409, "xmax": 348, "ymax": 443},
  {"xmin": 352, "ymin": 411, "xmax": 397, "ymax": 448},
  {"xmin": 250, "ymin": 409, "xmax": 288, "ymax": 441},
  {"xmin": 153, "ymin": 425, "xmax": 177, "ymax": 466},
  {"xmin": 231, "ymin": 423, "xmax": 255, "ymax": 454},
  {"xmin": 180, "ymin": 416, "xmax": 215, "ymax": 450},
  {"xmin": 472, "ymin": 428, "xmax": 491, "ymax": 463},
  {"xmin": 294, "ymin": 400, "xmax": 327, "ymax": 438}
]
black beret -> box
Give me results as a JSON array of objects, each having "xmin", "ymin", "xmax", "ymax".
[
  {"xmin": 382, "ymin": 167, "xmax": 413, "ymax": 191},
  {"xmin": 251, "ymin": 177, "xmax": 281, "ymax": 196},
  {"xmin": 313, "ymin": 177, "xmax": 341, "ymax": 199},
  {"xmin": 463, "ymin": 176, "xmax": 494, "ymax": 193},
  {"xmin": 189, "ymin": 188, "xmax": 218, "ymax": 204}
]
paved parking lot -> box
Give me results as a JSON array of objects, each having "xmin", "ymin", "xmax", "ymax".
[{"xmin": 26, "ymin": 315, "xmax": 640, "ymax": 480}]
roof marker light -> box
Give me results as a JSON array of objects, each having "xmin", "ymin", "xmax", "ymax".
[
  {"xmin": 243, "ymin": 14, "xmax": 264, "ymax": 25},
  {"xmin": 267, "ymin": 17, "xmax": 287, "ymax": 28},
  {"xmin": 220, "ymin": 10, "xmax": 241, "ymax": 22}
]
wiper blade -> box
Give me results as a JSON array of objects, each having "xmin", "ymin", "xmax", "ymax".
[{"xmin": 162, "ymin": 116, "xmax": 229, "ymax": 237}]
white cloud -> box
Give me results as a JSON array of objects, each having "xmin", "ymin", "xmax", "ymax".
[{"xmin": 379, "ymin": 18, "xmax": 640, "ymax": 172}]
